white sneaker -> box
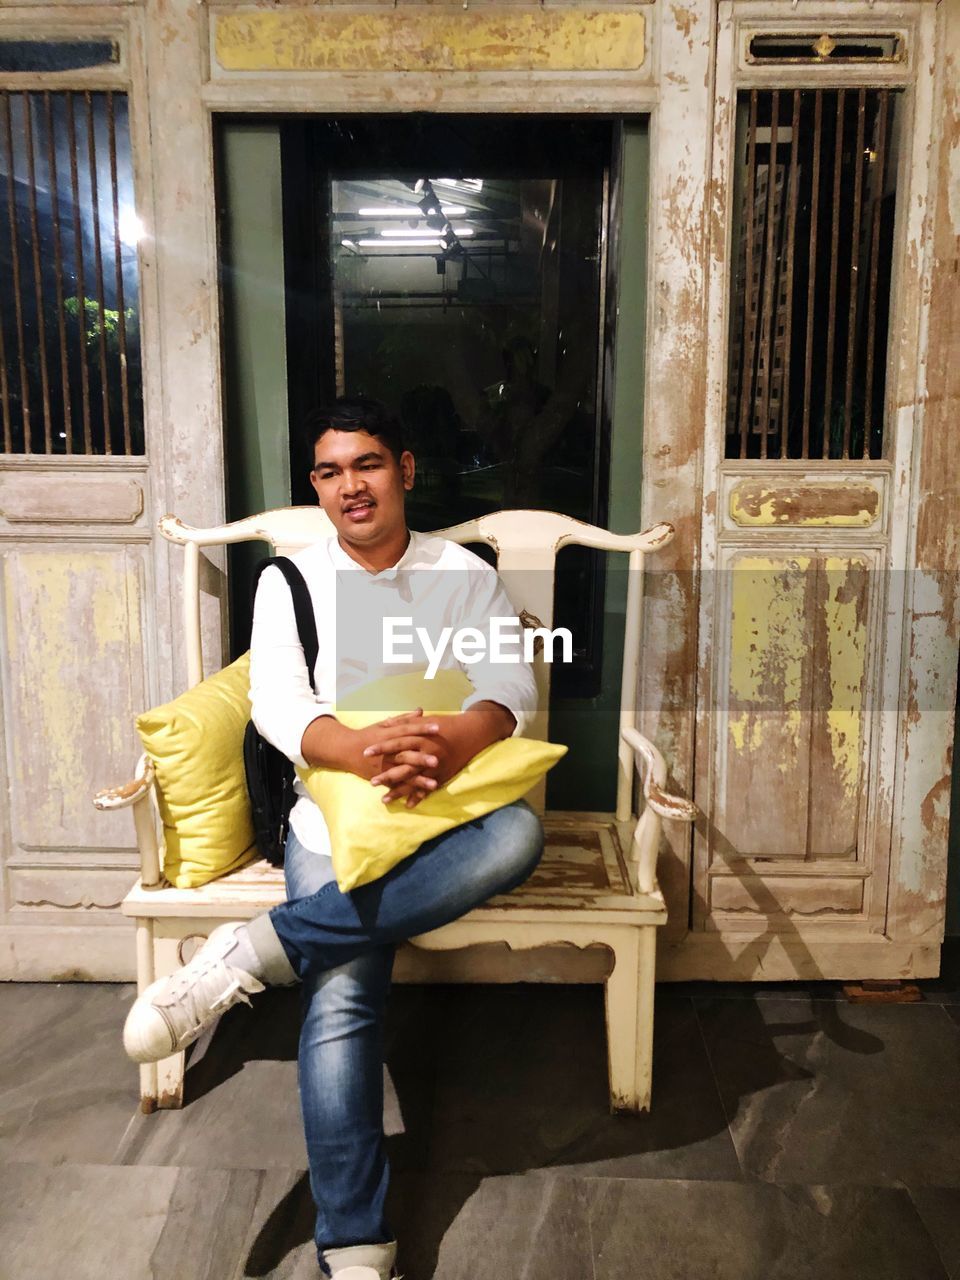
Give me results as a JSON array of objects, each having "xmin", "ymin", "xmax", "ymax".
[
  {"xmin": 325, "ymin": 1240, "xmax": 398, "ymax": 1279},
  {"xmin": 123, "ymin": 922, "xmax": 264, "ymax": 1063}
]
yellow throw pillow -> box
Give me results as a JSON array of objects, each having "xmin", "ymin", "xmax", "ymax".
[
  {"xmin": 297, "ymin": 669, "xmax": 566, "ymax": 893},
  {"xmin": 136, "ymin": 653, "xmax": 257, "ymax": 888}
]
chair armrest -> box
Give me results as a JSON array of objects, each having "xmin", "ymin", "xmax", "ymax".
[
  {"xmin": 93, "ymin": 755, "xmax": 155, "ymax": 811},
  {"xmin": 620, "ymin": 727, "xmax": 697, "ymax": 822},
  {"xmin": 93, "ymin": 755, "xmax": 163, "ymax": 887}
]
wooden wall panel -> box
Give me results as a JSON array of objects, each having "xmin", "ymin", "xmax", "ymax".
[
  {"xmin": 710, "ymin": 543, "xmax": 876, "ymax": 918},
  {"xmin": 807, "ymin": 556, "xmax": 869, "ymax": 859},
  {"xmin": 213, "ymin": 9, "xmax": 647, "ymax": 74},
  {"xmin": 719, "ymin": 551, "xmax": 871, "ymax": 863},
  {"xmin": 723, "ymin": 552, "xmax": 814, "ymax": 858},
  {"xmin": 2, "ymin": 546, "xmax": 147, "ymax": 852}
]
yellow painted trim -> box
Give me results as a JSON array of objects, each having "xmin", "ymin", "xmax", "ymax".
[
  {"xmin": 214, "ymin": 10, "xmax": 646, "ymax": 73},
  {"xmin": 729, "ymin": 479, "xmax": 880, "ymax": 528}
]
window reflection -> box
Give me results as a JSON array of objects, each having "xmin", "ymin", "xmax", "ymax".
[
  {"xmin": 276, "ymin": 115, "xmax": 613, "ymax": 693},
  {"xmin": 329, "ymin": 168, "xmax": 604, "ymax": 530}
]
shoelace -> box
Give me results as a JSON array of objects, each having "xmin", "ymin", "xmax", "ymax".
[
  {"xmin": 156, "ymin": 957, "xmax": 259, "ymax": 1044},
  {"xmin": 210, "ymin": 977, "xmax": 254, "ymax": 1014},
  {"xmin": 165, "ymin": 940, "xmax": 236, "ymax": 999}
]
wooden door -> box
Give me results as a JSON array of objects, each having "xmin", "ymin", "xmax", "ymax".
[
  {"xmin": 0, "ymin": 62, "xmax": 159, "ymax": 978},
  {"xmin": 673, "ymin": 2, "xmax": 952, "ymax": 981}
]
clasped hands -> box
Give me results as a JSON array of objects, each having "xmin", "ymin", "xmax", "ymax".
[{"xmin": 355, "ymin": 703, "xmax": 514, "ymax": 809}]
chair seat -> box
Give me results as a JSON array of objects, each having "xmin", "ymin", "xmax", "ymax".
[{"xmin": 121, "ymin": 811, "xmax": 666, "ymax": 924}]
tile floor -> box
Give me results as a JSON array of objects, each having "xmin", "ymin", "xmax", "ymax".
[{"xmin": 2, "ymin": 945, "xmax": 959, "ymax": 1280}]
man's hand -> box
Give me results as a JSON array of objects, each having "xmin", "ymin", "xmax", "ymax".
[
  {"xmin": 355, "ymin": 708, "xmax": 444, "ymax": 801},
  {"xmin": 301, "ymin": 702, "xmax": 516, "ymax": 809},
  {"xmin": 363, "ymin": 701, "xmax": 516, "ymax": 808},
  {"xmin": 301, "ymin": 708, "xmax": 442, "ymax": 801}
]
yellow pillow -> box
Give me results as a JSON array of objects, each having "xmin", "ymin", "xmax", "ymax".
[
  {"xmin": 297, "ymin": 669, "xmax": 566, "ymax": 893},
  {"xmin": 136, "ymin": 653, "xmax": 257, "ymax": 888}
]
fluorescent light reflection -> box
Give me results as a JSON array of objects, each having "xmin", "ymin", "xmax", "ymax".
[
  {"xmin": 357, "ymin": 205, "xmax": 467, "ymax": 218},
  {"xmin": 358, "ymin": 238, "xmax": 443, "ymax": 247},
  {"xmin": 383, "ymin": 226, "xmax": 474, "ymax": 238},
  {"xmin": 433, "ymin": 178, "xmax": 484, "ymax": 193}
]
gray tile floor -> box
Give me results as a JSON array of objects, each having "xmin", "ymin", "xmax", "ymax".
[{"xmin": 2, "ymin": 946, "xmax": 959, "ymax": 1280}]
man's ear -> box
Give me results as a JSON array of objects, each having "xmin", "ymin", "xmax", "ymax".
[
  {"xmin": 308, "ymin": 469, "xmax": 322, "ymax": 501},
  {"xmin": 400, "ymin": 450, "xmax": 416, "ymax": 491}
]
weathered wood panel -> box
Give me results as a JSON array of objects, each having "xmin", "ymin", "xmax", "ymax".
[
  {"xmin": 723, "ymin": 552, "xmax": 813, "ymax": 857},
  {"xmin": 8, "ymin": 867, "xmax": 139, "ymax": 914},
  {"xmin": 692, "ymin": 2, "xmax": 948, "ymax": 972},
  {"xmin": 808, "ymin": 556, "xmax": 869, "ymax": 859},
  {"xmin": 729, "ymin": 477, "xmax": 881, "ymax": 528},
  {"xmin": 214, "ymin": 9, "xmax": 646, "ymax": 74},
  {"xmin": 637, "ymin": 0, "xmax": 713, "ymax": 943},
  {"xmin": 718, "ymin": 550, "xmax": 870, "ymax": 866},
  {"xmin": 143, "ymin": 0, "xmax": 228, "ymax": 693},
  {"xmin": 0, "ymin": 474, "xmax": 144, "ymax": 524},
  {"xmin": 657, "ymin": 931, "xmax": 939, "ymax": 981},
  {"xmin": 2, "ymin": 547, "xmax": 147, "ymax": 852},
  {"xmin": 709, "ymin": 874, "xmax": 863, "ymax": 916},
  {"xmin": 885, "ymin": 0, "xmax": 960, "ymax": 949}
]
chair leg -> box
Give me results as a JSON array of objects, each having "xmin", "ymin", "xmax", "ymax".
[
  {"xmin": 604, "ymin": 927, "xmax": 656, "ymax": 1113},
  {"xmin": 635, "ymin": 925, "xmax": 657, "ymax": 1113},
  {"xmin": 156, "ymin": 1049, "xmax": 186, "ymax": 1109},
  {"xmin": 604, "ymin": 929, "xmax": 640, "ymax": 1112},
  {"xmin": 151, "ymin": 930, "xmax": 187, "ymax": 1110},
  {"xmin": 135, "ymin": 921, "xmax": 158, "ymax": 1113}
]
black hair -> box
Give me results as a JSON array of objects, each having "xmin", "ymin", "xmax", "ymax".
[{"xmin": 302, "ymin": 397, "xmax": 405, "ymax": 467}]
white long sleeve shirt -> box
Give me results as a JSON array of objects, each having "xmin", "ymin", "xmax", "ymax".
[{"xmin": 249, "ymin": 528, "xmax": 538, "ymax": 855}]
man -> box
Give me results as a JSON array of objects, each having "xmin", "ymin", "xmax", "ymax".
[{"xmin": 123, "ymin": 398, "xmax": 545, "ymax": 1280}]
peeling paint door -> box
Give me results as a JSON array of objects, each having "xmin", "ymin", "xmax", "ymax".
[
  {"xmin": 686, "ymin": 4, "xmax": 948, "ymax": 976},
  {"xmin": 0, "ymin": 85, "xmax": 154, "ymax": 978},
  {"xmin": 700, "ymin": 74, "xmax": 903, "ymax": 926}
]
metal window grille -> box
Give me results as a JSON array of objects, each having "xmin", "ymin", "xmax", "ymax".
[
  {"xmin": 0, "ymin": 90, "xmax": 143, "ymax": 456},
  {"xmin": 725, "ymin": 88, "xmax": 900, "ymax": 461},
  {"xmin": 746, "ymin": 33, "xmax": 903, "ymax": 64}
]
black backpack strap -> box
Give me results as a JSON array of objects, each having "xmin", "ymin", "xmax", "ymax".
[{"xmin": 252, "ymin": 556, "xmax": 320, "ymax": 693}]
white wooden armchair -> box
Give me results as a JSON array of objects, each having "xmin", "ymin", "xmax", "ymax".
[{"xmin": 95, "ymin": 507, "xmax": 695, "ymax": 1114}]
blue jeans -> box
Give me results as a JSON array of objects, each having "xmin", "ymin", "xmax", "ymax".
[{"xmin": 275, "ymin": 801, "xmax": 545, "ymax": 1271}]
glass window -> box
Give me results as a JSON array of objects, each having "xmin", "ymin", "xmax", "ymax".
[{"xmin": 0, "ymin": 40, "xmax": 119, "ymax": 74}]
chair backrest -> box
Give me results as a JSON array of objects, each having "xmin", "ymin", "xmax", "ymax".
[{"xmin": 160, "ymin": 506, "xmax": 674, "ymax": 819}]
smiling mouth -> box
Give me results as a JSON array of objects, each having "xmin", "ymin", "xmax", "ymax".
[{"xmin": 343, "ymin": 500, "xmax": 376, "ymax": 518}]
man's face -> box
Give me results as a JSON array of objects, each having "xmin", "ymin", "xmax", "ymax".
[{"xmin": 309, "ymin": 428, "xmax": 415, "ymax": 547}]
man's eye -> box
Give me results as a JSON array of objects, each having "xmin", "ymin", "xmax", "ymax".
[
  {"xmin": 361, "ymin": 463, "xmax": 379, "ymax": 470},
  {"xmin": 319, "ymin": 472, "xmax": 335, "ymax": 480}
]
